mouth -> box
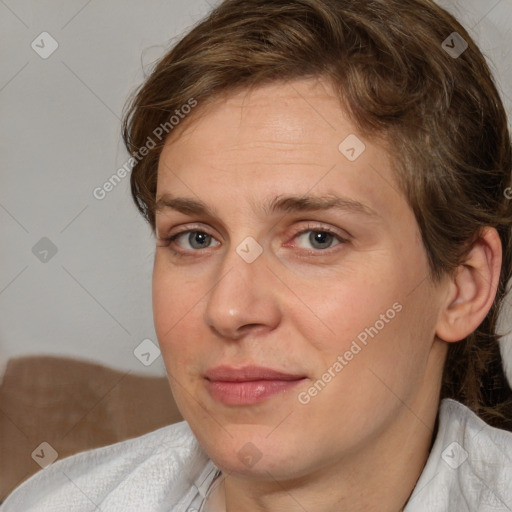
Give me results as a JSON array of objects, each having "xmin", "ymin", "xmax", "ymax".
[{"xmin": 204, "ymin": 365, "xmax": 307, "ymax": 405}]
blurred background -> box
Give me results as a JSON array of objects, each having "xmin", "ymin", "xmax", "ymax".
[{"xmin": 1, "ymin": 0, "xmax": 511, "ymax": 501}]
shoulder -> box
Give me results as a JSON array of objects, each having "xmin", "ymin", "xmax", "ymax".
[
  {"xmin": 406, "ymin": 399, "xmax": 512, "ymax": 512},
  {"xmin": 0, "ymin": 421, "xmax": 212, "ymax": 512},
  {"xmin": 439, "ymin": 399, "xmax": 512, "ymax": 479}
]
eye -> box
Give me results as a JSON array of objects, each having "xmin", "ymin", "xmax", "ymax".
[
  {"xmin": 158, "ymin": 225, "xmax": 347, "ymax": 256},
  {"xmin": 294, "ymin": 229, "xmax": 344, "ymax": 250},
  {"xmin": 164, "ymin": 230, "xmax": 221, "ymax": 251}
]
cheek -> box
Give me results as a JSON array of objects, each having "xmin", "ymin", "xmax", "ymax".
[
  {"xmin": 287, "ymin": 269, "xmax": 402, "ymax": 356},
  {"xmin": 152, "ymin": 262, "xmax": 206, "ymax": 366},
  {"xmin": 152, "ymin": 275, "xmax": 205, "ymax": 416},
  {"xmin": 289, "ymin": 268, "xmax": 432, "ymax": 403},
  {"xmin": 153, "ymin": 254, "xmax": 203, "ymax": 325}
]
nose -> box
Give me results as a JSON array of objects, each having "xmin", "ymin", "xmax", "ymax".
[{"xmin": 204, "ymin": 242, "xmax": 281, "ymax": 340}]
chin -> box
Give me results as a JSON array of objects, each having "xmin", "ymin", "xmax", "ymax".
[{"xmin": 197, "ymin": 427, "xmax": 309, "ymax": 479}]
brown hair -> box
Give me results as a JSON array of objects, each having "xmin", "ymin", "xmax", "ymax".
[{"xmin": 122, "ymin": 0, "xmax": 512, "ymax": 429}]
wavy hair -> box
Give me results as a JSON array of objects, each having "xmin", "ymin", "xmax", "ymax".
[{"xmin": 122, "ymin": 0, "xmax": 512, "ymax": 429}]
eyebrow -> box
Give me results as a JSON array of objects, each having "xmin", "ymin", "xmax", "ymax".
[{"xmin": 154, "ymin": 193, "xmax": 379, "ymax": 219}]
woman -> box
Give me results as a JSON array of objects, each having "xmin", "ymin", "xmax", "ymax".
[{"xmin": 2, "ymin": 0, "xmax": 512, "ymax": 510}]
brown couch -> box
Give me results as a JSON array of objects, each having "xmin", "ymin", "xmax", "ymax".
[{"xmin": 0, "ymin": 355, "xmax": 183, "ymax": 502}]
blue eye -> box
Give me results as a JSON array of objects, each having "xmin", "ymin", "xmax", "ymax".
[
  {"xmin": 158, "ymin": 225, "xmax": 346, "ymax": 256},
  {"xmin": 295, "ymin": 230, "xmax": 342, "ymax": 250},
  {"xmin": 170, "ymin": 231, "xmax": 220, "ymax": 250}
]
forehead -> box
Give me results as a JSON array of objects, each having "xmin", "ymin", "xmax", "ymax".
[{"xmin": 156, "ymin": 79, "xmax": 406, "ymax": 224}]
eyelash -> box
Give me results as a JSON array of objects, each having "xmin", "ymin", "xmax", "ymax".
[{"xmin": 157, "ymin": 223, "xmax": 349, "ymax": 257}]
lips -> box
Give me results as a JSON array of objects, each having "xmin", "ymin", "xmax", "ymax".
[{"xmin": 205, "ymin": 365, "xmax": 307, "ymax": 405}]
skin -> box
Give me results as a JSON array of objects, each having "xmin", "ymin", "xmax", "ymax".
[{"xmin": 152, "ymin": 78, "xmax": 501, "ymax": 512}]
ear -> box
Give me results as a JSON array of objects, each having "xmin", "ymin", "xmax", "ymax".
[{"xmin": 436, "ymin": 227, "xmax": 502, "ymax": 343}]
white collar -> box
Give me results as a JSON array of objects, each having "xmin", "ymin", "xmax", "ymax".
[{"xmin": 190, "ymin": 399, "xmax": 512, "ymax": 511}]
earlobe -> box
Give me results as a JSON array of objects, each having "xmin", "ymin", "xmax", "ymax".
[{"xmin": 436, "ymin": 227, "xmax": 502, "ymax": 343}]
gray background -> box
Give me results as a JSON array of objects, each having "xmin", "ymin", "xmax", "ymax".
[{"xmin": 1, "ymin": 0, "xmax": 511, "ymax": 383}]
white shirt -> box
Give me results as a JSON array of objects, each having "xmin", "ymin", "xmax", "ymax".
[{"xmin": 1, "ymin": 399, "xmax": 511, "ymax": 511}]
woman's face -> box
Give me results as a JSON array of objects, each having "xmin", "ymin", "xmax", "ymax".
[{"xmin": 152, "ymin": 78, "xmax": 448, "ymax": 480}]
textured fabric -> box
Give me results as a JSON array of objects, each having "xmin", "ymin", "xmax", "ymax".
[
  {"xmin": 0, "ymin": 355, "xmax": 183, "ymax": 502},
  {"xmin": 1, "ymin": 399, "xmax": 511, "ymax": 511},
  {"xmin": 404, "ymin": 400, "xmax": 512, "ymax": 511},
  {"xmin": 0, "ymin": 421, "xmax": 218, "ymax": 512}
]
